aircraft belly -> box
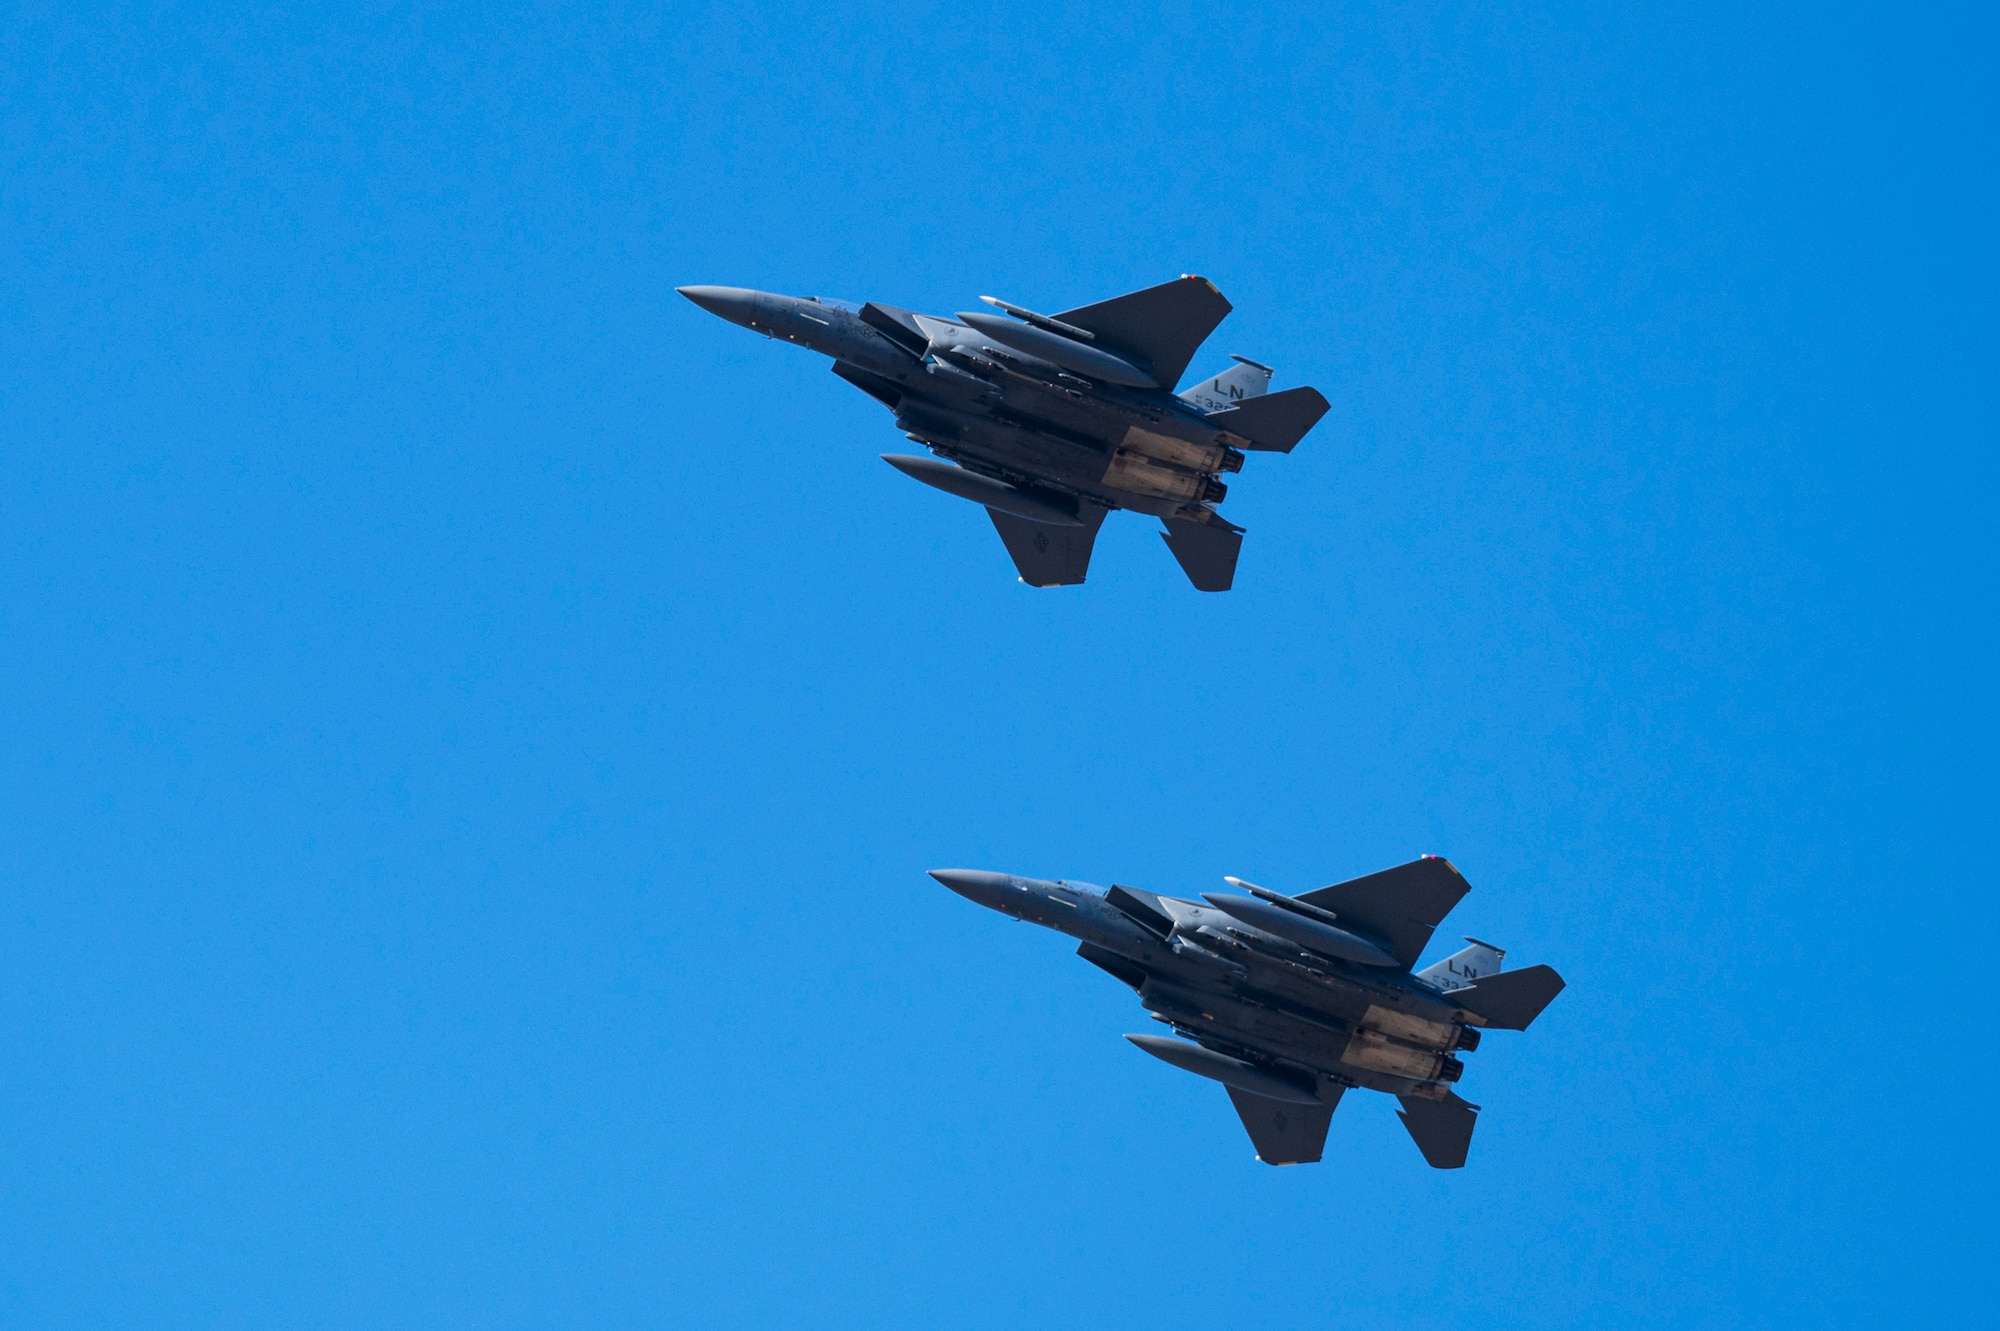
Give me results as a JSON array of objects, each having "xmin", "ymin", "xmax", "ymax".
[
  {"xmin": 896, "ymin": 376, "xmax": 1233, "ymax": 513},
  {"xmin": 1130, "ymin": 942, "xmax": 1473, "ymax": 1094},
  {"xmin": 1139, "ymin": 980, "xmax": 1350, "ymax": 1072},
  {"xmin": 1222, "ymin": 935, "xmax": 1461, "ymax": 1026},
  {"xmin": 952, "ymin": 434, "xmax": 1085, "ymax": 483},
  {"xmin": 902, "ymin": 415, "xmax": 1098, "ymax": 488},
  {"xmin": 899, "ymin": 391, "xmax": 1100, "ymax": 463},
  {"xmin": 1105, "ymin": 492, "xmax": 1195, "ymax": 519},
  {"xmin": 1235, "ymin": 960, "xmax": 1373, "ymax": 1025}
]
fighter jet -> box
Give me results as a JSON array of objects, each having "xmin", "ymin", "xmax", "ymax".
[
  {"xmin": 679, "ymin": 277, "xmax": 1328, "ymax": 590},
  {"xmin": 930, "ymin": 858, "xmax": 1564, "ymax": 1167}
]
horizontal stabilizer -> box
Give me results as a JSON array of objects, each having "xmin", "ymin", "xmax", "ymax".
[
  {"xmin": 1229, "ymin": 1085, "xmax": 1342, "ymax": 1166},
  {"xmin": 1297, "ymin": 857, "xmax": 1471, "ymax": 970},
  {"xmin": 1180, "ymin": 357, "xmax": 1272, "ymax": 414},
  {"xmin": 1205, "ymin": 386, "xmax": 1330, "ymax": 453},
  {"xmin": 1396, "ymin": 1091, "xmax": 1479, "ymax": 1169},
  {"xmin": 1161, "ymin": 514, "xmax": 1243, "ymax": 592},
  {"xmin": 1054, "ymin": 276, "xmax": 1233, "ymax": 391},
  {"xmin": 1449, "ymin": 964, "xmax": 1566, "ymax": 1031},
  {"xmin": 1414, "ymin": 938, "xmax": 1506, "ymax": 992},
  {"xmin": 988, "ymin": 503, "xmax": 1108, "ymax": 587}
]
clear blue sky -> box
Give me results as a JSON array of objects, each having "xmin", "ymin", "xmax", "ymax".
[{"xmin": 2, "ymin": 3, "xmax": 1992, "ymax": 1327}]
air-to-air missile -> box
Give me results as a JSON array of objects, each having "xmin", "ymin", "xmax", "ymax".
[
  {"xmin": 930, "ymin": 859, "xmax": 1565, "ymax": 1167},
  {"xmin": 679, "ymin": 277, "xmax": 1328, "ymax": 590}
]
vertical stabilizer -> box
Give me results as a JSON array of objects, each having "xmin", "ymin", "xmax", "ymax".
[
  {"xmin": 1415, "ymin": 937, "xmax": 1506, "ymax": 992},
  {"xmin": 1179, "ymin": 356, "xmax": 1273, "ymax": 413}
]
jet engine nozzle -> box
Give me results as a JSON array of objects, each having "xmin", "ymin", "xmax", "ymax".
[
  {"xmin": 1438, "ymin": 1056, "xmax": 1465, "ymax": 1083},
  {"xmin": 1454, "ymin": 1026, "xmax": 1481, "ymax": 1052}
]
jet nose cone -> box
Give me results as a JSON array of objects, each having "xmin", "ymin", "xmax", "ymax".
[
  {"xmin": 929, "ymin": 868, "xmax": 1016, "ymax": 909},
  {"xmin": 677, "ymin": 284, "xmax": 763, "ymax": 327}
]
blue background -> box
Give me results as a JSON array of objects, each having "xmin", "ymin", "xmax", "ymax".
[{"xmin": 2, "ymin": 3, "xmax": 1992, "ymax": 1326}]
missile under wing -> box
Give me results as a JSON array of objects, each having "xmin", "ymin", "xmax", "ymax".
[
  {"xmin": 930, "ymin": 858, "xmax": 1564, "ymax": 1168},
  {"xmin": 679, "ymin": 277, "xmax": 1329, "ymax": 590}
]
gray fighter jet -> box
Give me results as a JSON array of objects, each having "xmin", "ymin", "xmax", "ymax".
[
  {"xmin": 931, "ymin": 859, "xmax": 1564, "ymax": 1167},
  {"xmin": 680, "ymin": 277, "xmax": 1328, "ymax": 590}
]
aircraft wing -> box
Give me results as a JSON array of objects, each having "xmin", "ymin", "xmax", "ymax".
[
  {"xmin": 1296, "ymin": 856, "xmax": 1472, "ymax": 970},
  {"xmin": 987, "ymin": 504, "xmax": 1107, "ymax": 587},
  {"xmin": 1054, "ymin": 276, "xmax": 1232, "ymax": 391},
  {"xmin": 1227, "ymin": 1085, "xmax": 1342, "ymax": 1165}
]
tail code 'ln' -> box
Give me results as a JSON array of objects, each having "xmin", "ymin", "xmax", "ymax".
[
  {"xmin": 1179, "ymin": 356, "xmax": 1273, "ymax": 414},
  {"xmin": 1415, "ymin": 938, "xmax": 1506, "ymax": 992}
]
